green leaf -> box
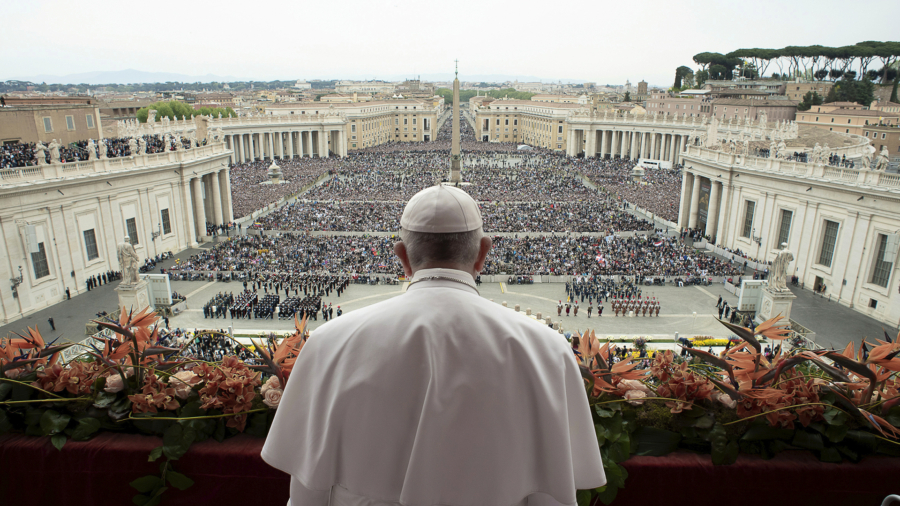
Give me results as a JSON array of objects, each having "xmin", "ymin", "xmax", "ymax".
[
  {"xmin": 161, "ymin": 423, "xmax": 195, "ymax": 461},
  {"xmin": 0, "ymin": 381, "xmax": 12, "ymax": 401},
  {"xmin": 819, "ymin": 446, "xmax": 842, "ymax": 463},
  {"xmin": 594, "ymin": 406, "xmax": 615, "ymax": 418},
  {"xmin": 846, "ymin": 430, "xmax": 879, "ymax": 452},
  {"xmin": 179, "ymin": 401, "xmax": 206, "ymax": 418},
  {"xmin": 50, "ymin": 433, "xmax": 67, "ymax": 451},
  {"xmin": 594, "ymin": 424, "xmax": 608, "ymax": 446},
  {"xmin": 575, "ymin": 489, "xmax": 592, "ymax": 506},
  {"xmin": 130, "ymin": 476, "xmax": 161, "ymax": 494},
  {"xmin": 71, "ymin": 418, "xmax": 101, "ymax": 441},
  {"xmin": 148, "ymin": 447, "xmax": 163, "ymax": 462},
  {"xmin": 40, "ymin": 409, "xmax": 71, "ymax": 435},
  {"xmin": 607, "ymin": 439, "xmax": 630, "ymax": 463},
  {"xmin": 792, "ymin": 430, "xmax": 824, "ymax": 451},
  {"xmin": 133, "ymin": 494, "xmax": 150, "ymax": 506},
  {"xmin": 693, "ymin": 413, "xmax": 715, "ymax": 430},
  {"xmin": 0, "ymin": 410, "xmax": 13, "ymax": 434},
  {"xmin": 823, "ymin": 407, "xmax": 848, "ymax": 426},
  {"xmin": 824, "ymin": 423, "xmax": 848, "ymax": 443},
  {"xmin": 741, "ymin": 424, "xmax": 794, "ymax": 442},
  {"xmin": 93, "ymin": 391, "xmax": 118, "ymax": 408},
  {"xmin": 166, "ymin": 471, "xmax": 194, "ymax": 491},
  {"xmin": 631, "ymin": 427, "xmax": 681, "ymax": 456},
  {"xmin": 213, "ymin": 418, "xmax": 226, "ymax": 442}
]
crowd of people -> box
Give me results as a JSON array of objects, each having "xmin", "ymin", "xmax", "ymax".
[
  {"xmin": 0, "ymin": 134, "xmax": 199, "ymax": 168},
  {"xmin": 168, "ymin": 231, "xmax": 741, "ymax": 278},
  {"xmin": 253, "ymin": 200, "xmax": 654, "ymax": 233}
]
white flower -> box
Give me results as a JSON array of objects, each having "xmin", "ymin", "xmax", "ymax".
[
  {"xmin": 260, "ymin": 375, "xmax": 282, "ymax": 396},
  {"xmin": 716, "ymin": 392, "xmax": 737, "ymax": 409},
  {"xmin": 619, "ymin": 379, "xmax": 652, "ymax": 395},
  {"xmin": 624, "ymin": 389, "xmax": 647, "ymax": 406},
  {"xmin": 169, "ymin": 370, "xmax": 199, "ymax": 400},
  {"xmin": 104, "ymin": 373, "xmax": 125, "ymax": 393},
  {"xmin": 263, "ymin": 388, "xmax": 283, "ymax": 409}
]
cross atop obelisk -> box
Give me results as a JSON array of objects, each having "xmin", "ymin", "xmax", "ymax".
[{"xmin": 450, "ymin": 60, "xmax": 461, "ymax": 183}]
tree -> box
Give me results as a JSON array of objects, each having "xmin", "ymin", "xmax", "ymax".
[
  {"xmin": 673, "ymin": 65, "xmax": 693, "ymax": 89},
  {"xmin": 135, "ymin": 100, "xmax": 236, "ymax": 123},
  {"xmin": 824, "ymin": 75, "xmax": 875, "ymax": 106},
  {"xmin": 797, "ymin": 91, "xmax": 824, "ymax": 111},
  {"xmin": 695, "ymin": 70, "xmax": 710, "ymax": 87},
  {"xmin": 890, "ymin": 77, "xmax": 899, "ymax": 104},
  {"xmin": 709, "ymin": 64, "xmax": 729, "ymax": 80},
  {"xmin": 814, "ymin": 69, "xmax": 829, "ymax": 81},
  {"xmin": 623, "ymin": 92, "xmax": 631, "ymax": 102}
]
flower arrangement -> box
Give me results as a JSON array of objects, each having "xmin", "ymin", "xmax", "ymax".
[
  {"xmin": 0, "ymin": 307, "xmax": 310, "ymax": 505},
  {"xmin": 572, "ymin": 316, "xmax": 900, "ymax": 505}
]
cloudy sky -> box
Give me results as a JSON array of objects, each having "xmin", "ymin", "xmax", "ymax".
[{"xmin": 3, "ymin": 0, "xmax": 898, "ymax": 86}]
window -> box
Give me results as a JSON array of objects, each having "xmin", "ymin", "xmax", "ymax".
[
  {"xmin": 126, "ymin": 218, "xmax": 139, "ymax": 245},
  {"xmin": 66, "ymin": 115, "xmax": 75, "ymax": 130},
  {"xmin": 351, "ymin": 125, "xmax": 356, "ymax": 133},
  {"xmin": 558, "ymin": 125, "xmax": 563, "ymax": 134},
  {"xmin": 32, "ymin": 242, "xmax": 50, "ymax": 279},
  {"xmin": 43, "ymin": 117, "xmax": 52, "ymax": 132},
  {"xmin": 741, "ymin": 201, "xmax": 755, "ymax": 238},
  {"xmin": 871, "ymin": 234, "xmax": 893, "ymax": 288},
  {"xmin": 777, "ymin": 210, "xmax": 792, "ymax": 247},
  {"xmin": 818, "ymin": 220, "xmax": 840, "ymax": 267},
  {"xmin": 161, "ymin": 209, "xmax": 172, "ymax": 235},
  {"xmin": 83, "ymin": 229, "xmax": 99, "ymax": 261},
  {"xmin": 86, "ymin": 115, "xmax": 94, "ymax": 128}
]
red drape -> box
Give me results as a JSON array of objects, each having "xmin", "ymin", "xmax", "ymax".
[{"xmin": 1, "ymin": 433, "xmax": 898, "ymax": 506}]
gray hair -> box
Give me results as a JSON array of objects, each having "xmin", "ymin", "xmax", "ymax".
[{"xmin": 399, "ymin": 227, "xmax": 484, "ymax": 268}]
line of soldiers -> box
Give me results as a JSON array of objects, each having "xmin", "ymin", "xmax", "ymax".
[
  {"xmin": 254, "ymin": 294, "xmax": 281, "ymax": 319},
  {"xmin": 246, "ymin": 273, "xmax": 351, "ymax": 299},
  {"xmin": 229, "ymin": 291, "xmax": 260, "ymax": 319},
  {"xmin": 611, "ymin": 297, "xmax": 660, "ymax": 317},
  {"xmin": 203, "ymin": 292, "xmax": 235, "ymax": 319}
]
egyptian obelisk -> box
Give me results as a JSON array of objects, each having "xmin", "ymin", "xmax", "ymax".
[{"xmin": 450, "ymin": 60, "xmax": 461, "ymax": 183}]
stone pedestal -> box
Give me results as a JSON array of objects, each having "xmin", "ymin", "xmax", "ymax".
[
  {"xmin": 755, "ymin": 287, "xmax": 796, "ymax": 324},
  {"xmin": 115, "ymin": 279, "xmax": 154, "ymax": 312}
]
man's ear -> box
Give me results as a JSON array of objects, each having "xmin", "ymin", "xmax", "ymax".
[
  {"xmin": 473, "ymin": 236, "xmax": 493, "ymax": 274},
  {"xmin": 394, "ymin": 241, "xmax": 413, "ymax": 278}
]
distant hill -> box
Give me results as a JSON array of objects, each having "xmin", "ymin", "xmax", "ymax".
[{"xmin": 7, "ymin": 69, "xmax": 246, "ymax": 85}]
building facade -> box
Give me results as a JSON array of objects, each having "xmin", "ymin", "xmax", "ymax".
[
  {"xmin": 0, "ymin": 142, "xmax": 233, "ymax": 324},
  {"xmin": 0, "ymin": 104, "xmax": 103, "ymax": 145},
  {"xmin": 676, "ymin": 136, "xmax": 900, "ymax": 325},
  {"xmin": 796, "ymin": 106, "xmax": 900, "ymax": 136}
]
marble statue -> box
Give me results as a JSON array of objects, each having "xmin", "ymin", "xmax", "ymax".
[
  {"xmin": 215, "ymin": 127, "xmax": 224, "ymax": 143},
  {"xmin": 218, "ymin": 112, "xmax": 222, "ymax": 119},
  {"xmin": 811, "ymin": 143, "xmax": 823, "ymax": 164},
  {"xmin": 48, "ymin": 139, "xmax": 61, "ymax": 164},
  {"xmin": 741, "ymin": 140, "xmax": 750, "ymax": 157},
  {"xmin": 99, "ymin": 139, "xmax": 108, "ymax": 159},
  {"xmin": 759, "ymin": 111, "xmax": 768, "ymax": 130},
  {"xmin": 128, "ymin": 137, "xmax": 138, "ymax": 155},
  {"xmin": 706, "ymin": 115, "xmax": 719, "ymax": 147},
  {"xmin": 771, "ymin": 243, "xmax": 794, "ymax": 292},
  {"xmin": 87, "ymin": 139, "xmax": 97, "ymax": 160},
  {"xmin": 117, "ymin": 237, "xmax": 141, "ymax": 285},
  {"xmin": 189, "ymin": 130, "xmax": 198, "ymax": 148},
  {"xmin": 700, "ymin": 115, "xmax": 708, "ymax": 127},
  {"xmin": 777, "ymin": 139, "xmax": 787, "ymax": 159},
  {"xmin": 174, "ymin": 136, "xmax": 183, "ymax": 151},
  {"xmin": 875, "ymin": 146, "xmax": 891, "ymax": 171},
  {"xmin": 147, "ymin": 110, "xmax": 157, "ymax": 123},
  {"xmin": 769, "ymin": 139, "xmax": 778, "ymax": 158},
  {"xmin": 862, "ymin": 145, "xmax": 876, "ymax": 169},
  {"xmin": 138, "ymin": 137, "xmax": 147, "ymax": 155},
  {"xmin": 34, "ymin": 141, "xmax": 47, "ymax": 165}
]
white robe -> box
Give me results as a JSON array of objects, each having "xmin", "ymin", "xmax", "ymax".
[{"xmin": 262, "ymin": 268, "xmax": 605, "ymax": 506}]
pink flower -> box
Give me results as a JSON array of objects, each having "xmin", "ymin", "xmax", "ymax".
[
  {"xmin": 620, "ymin": 379, "xmax": 652, "ymax": 395},
  {"xmin": 716, "ymin": 392, "xmax": 737, "ymax": 409},
  {"xmin": 624, "ymin": 389, "xmax": 647, "ymax": 406},
  {"xmin": 260, "ymin": 375, "xmax": 282, "ymax": 396},
  {"xmin": 263, "ymin": 388, "xmax": 283, "ymax": 409},
  {"xmin": 168, "ymin": 370, "xmax": 200, "ymax": 400},
  {"xmin": 104, "ymin": 373, "xmax": 125, "ymax": 393},
  {"xmin": 4, "ymin": 368, "xmax": 22, "ymax": 379}
]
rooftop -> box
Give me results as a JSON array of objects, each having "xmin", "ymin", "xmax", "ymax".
[{"xmin": 712, "ymin": 99, "xmax": 799, "ymax": 107}]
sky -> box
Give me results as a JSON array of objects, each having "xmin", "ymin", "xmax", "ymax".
[{"xmin": 3, "ymin": 0, "xmax": 899, "ymax": 87}]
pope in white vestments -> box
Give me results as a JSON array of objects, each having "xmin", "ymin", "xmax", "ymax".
[{"xmin": 262, "ymin": 185, "xmax": 605, "ymax": 506}]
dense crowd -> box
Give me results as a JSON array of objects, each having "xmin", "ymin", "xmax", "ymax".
[
  {"xmin": 0, "ymin": 134, "xmax": 196, "ymax": 168},
  {"xmin": 169, "ymin": 232, "xmax": 741, "ymax": 278},
  {"xmin": 254, "ymin": 200, "xmax": 654, "ymax": 233}
]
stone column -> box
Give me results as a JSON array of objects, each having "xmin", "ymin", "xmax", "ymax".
[
  {"xmin": 688, "ymin": 173, "xmax": 702, "ymax": 229},
  {"xmin": 248, "ymin": 133, "xmax": 255, "ymax": 160},
  {"xmin": 678, "ymin": 171, "xmax": 692, "ymax": 229},
  {"xmin": 320, "ymin": 129, "xmax": 328, "ymax": 157},
  {"xmin": 668, "ymin": 135, "xmax": 676, "ymax": 162},
  {"xmin": 717, "ymin": 183, "xmax": 731, "ymax": 241},
  {"xmin": 706, "ymin": 181, "xmax": 721, "ymax": 238},
  {"xmin": 181, "ymin": 179, "xmax": 196, "ymax": 247},
  {"xmin": 219, "ymin": 169, "xmax": 233, "ymax": 223},
  {"xmin": 630, "ymin": 131, "xmax": 638, "ymax": 159},
  {"xmin": 649, "ymin": 133, "xmax": 656, "ymax": 159},
  {"xmin": 599, "ymin": 130, "xmax": 607, "ymax": 158},
  {"xmin": 287, "ymin": 131, "xmax": 294, "ymax": 158},
  {"xmin": 191, "ymin": 177, "xmax": 206, "ymax": 239},
  {"xmin": 210, "ymin": 171, "xmax": 223, "ymax": 226}
]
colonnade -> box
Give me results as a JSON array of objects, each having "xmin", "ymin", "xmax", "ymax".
[
  {"xmin": 224, "ymin": 129, "xmax": 347, "ymax": 165},
  {"xmin": 573, "ymin": 128, "xmax": 688, "ymax": 164},
  {"xmin": 185, "ymin": 167, "xmax": 234, "ymax": 239},
  {"xmin": 678, "ymin": 171, "xmax": 729, "ymax": 241}
]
